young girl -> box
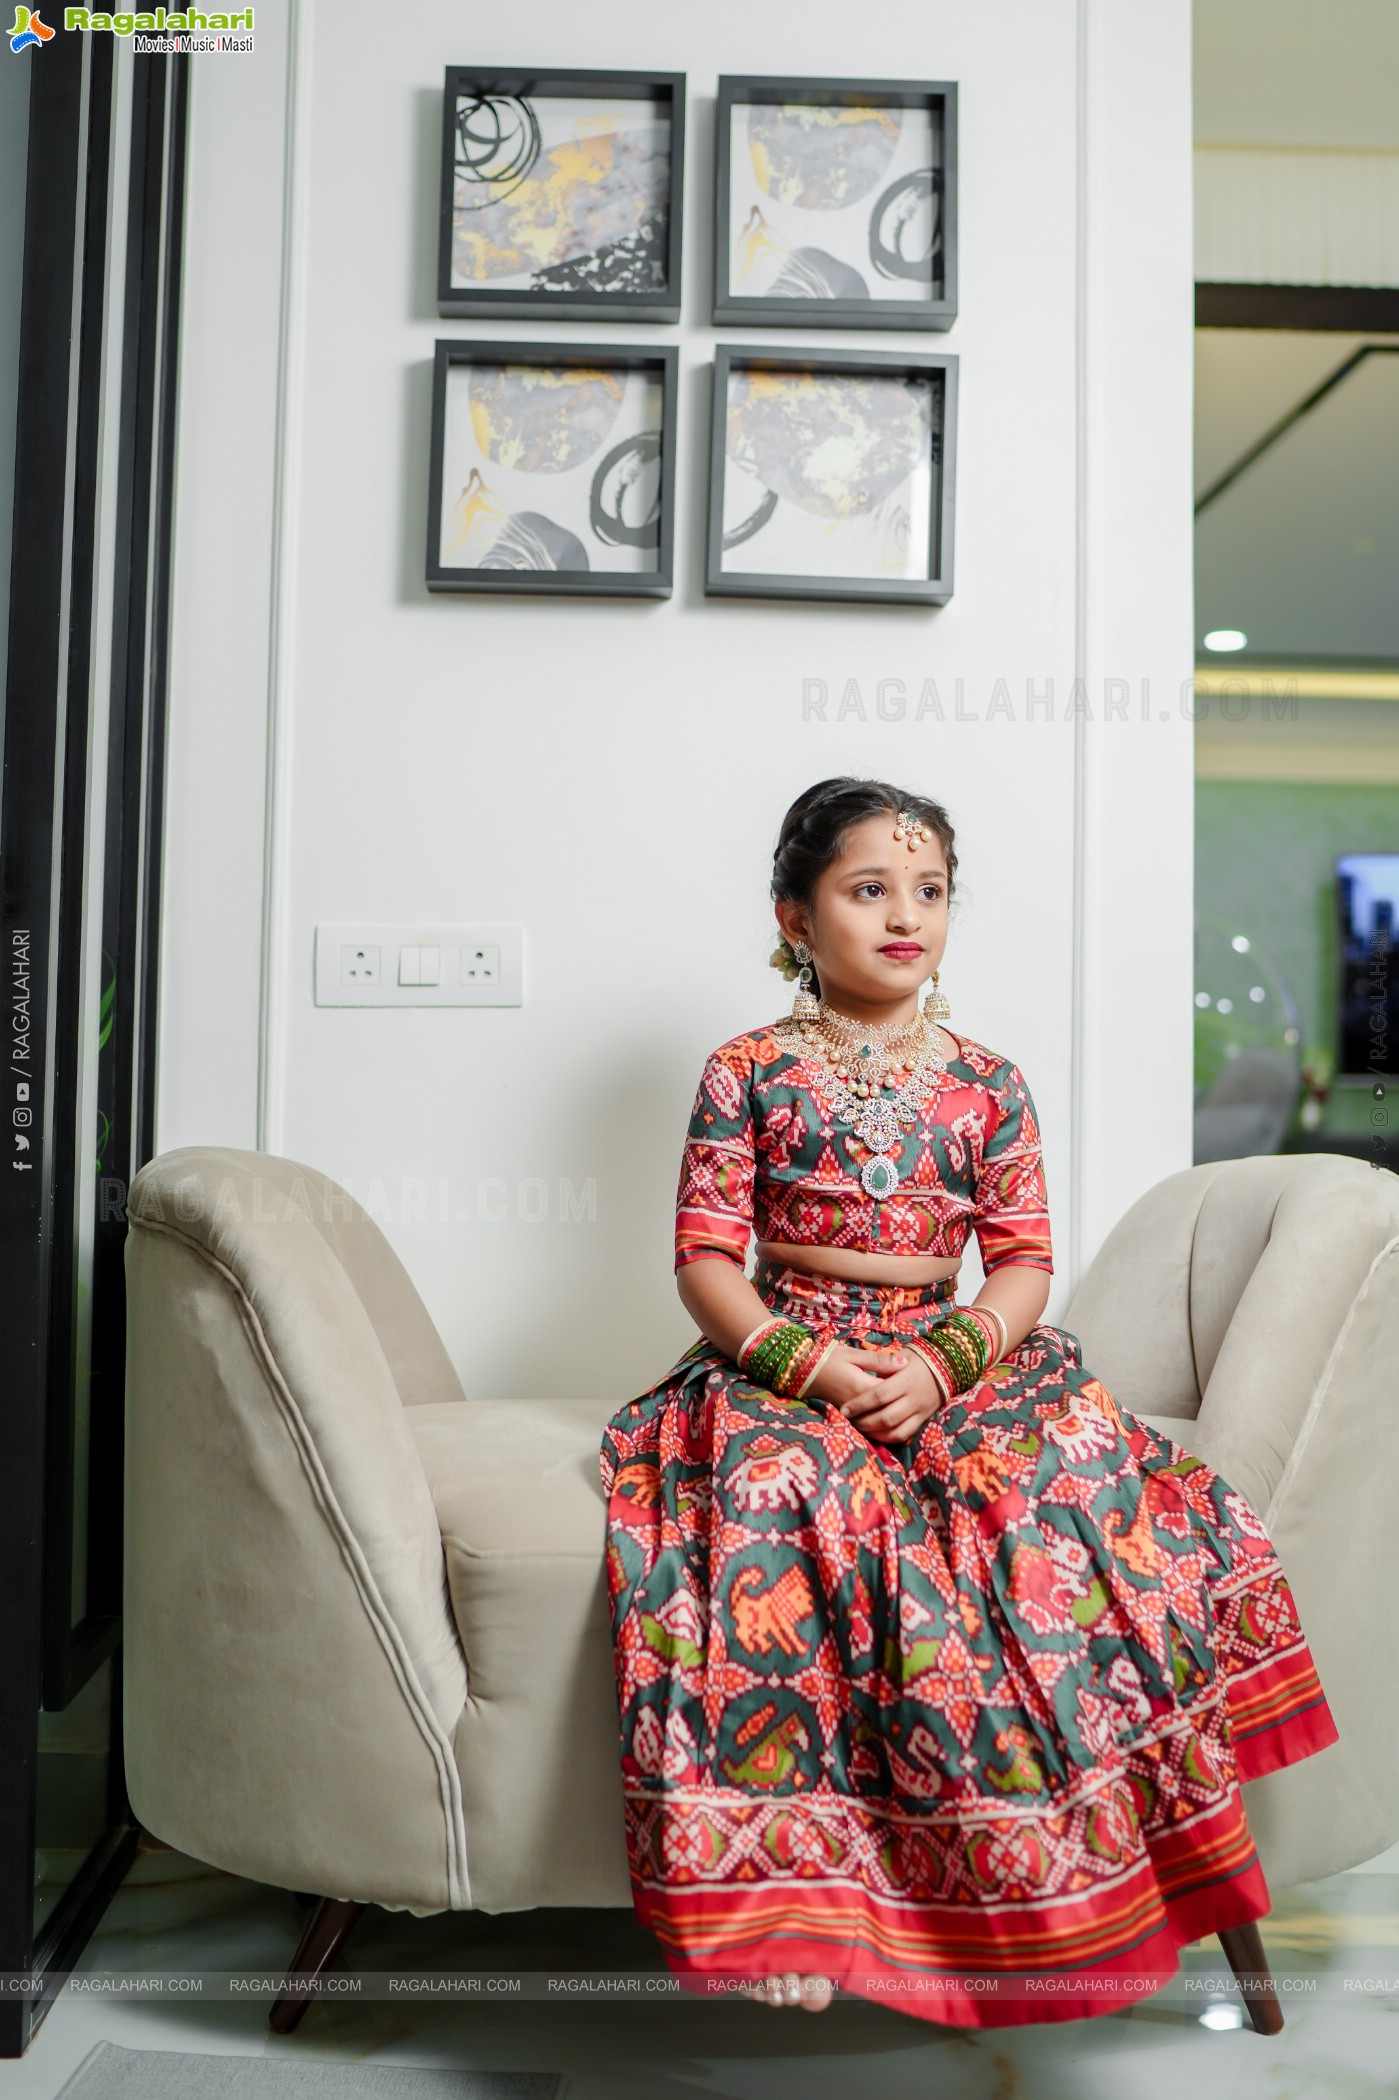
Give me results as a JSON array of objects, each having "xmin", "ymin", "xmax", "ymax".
[{"xmin": 599, "ymin": 777, "xmax": 1337, "ymax": 2027}]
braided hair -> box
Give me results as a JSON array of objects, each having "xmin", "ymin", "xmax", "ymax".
[{"xmin": 770, "ymin": 777, "xmax": 957, "ymax": 998}]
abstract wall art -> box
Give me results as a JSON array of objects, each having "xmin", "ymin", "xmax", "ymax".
[
  {"xmin": 426, "ymin": 340, "xmax": 678, "ymax": 597},
  {"xmin": 436, "ymin": 68, "xmax": 686, "ymax": 322},
  {"xmin": 704, "ymin": 347, "xmax": 957, "ymax": 604},
  {"xmin": 713, "ymin": 77, "xmax": 957, "ymax": 331}
]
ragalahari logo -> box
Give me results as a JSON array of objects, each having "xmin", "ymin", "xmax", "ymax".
[{"xmin": 9, "ymin": 6, "xmax": 55, "ymax": 48}]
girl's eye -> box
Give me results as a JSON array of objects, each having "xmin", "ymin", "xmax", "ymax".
[
  {"xmin": 920, "ymin": 884, "xmax": 943, "ymax": 900},
  {"xmin": 854, "ymin": 883, "xmax": 885, "ymax": 899}
]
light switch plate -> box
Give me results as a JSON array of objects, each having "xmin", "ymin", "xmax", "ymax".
[{"xmin": 314, "ymin": 924, "xmax": 523, "ymax": 1006}]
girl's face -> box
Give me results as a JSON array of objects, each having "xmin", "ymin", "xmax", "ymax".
[{"xmin": 776, "ymin": 811, "xmax": 950, "ymax": 1022}]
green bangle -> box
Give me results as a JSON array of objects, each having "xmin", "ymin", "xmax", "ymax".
[
  {"xmin": 913, "ymin": 1310, "xmax": 992, "ymax": 1397},
  {"xmin": 740, "ymin": 1317, "xmax": 814, "ymax": 1392}
]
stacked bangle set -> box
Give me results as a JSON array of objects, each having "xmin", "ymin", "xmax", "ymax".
[
  {"xmin": 736, "ymin": 1317, "xmax": 838, "ymax": 1398},
  {"xmin": 737, "ymin": 1302, "xmax": 1010, "ymax": 1404},
  {"xmin": 902, "ymin": 1305, "xmax": 1007, "ymax": 1405}
]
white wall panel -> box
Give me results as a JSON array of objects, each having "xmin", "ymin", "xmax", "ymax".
[{"xmin": 157, "ymin": 0, "xmax": 1196, "ymax": 1400}]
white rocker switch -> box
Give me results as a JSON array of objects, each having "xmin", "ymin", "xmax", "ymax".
[
  {"xmin": 398, "ymin": 945, "xmax": 420, "ymax": 986},
  {"xmin": 417, "ymin": 945, "xmax": 441, "ymax": 986}
]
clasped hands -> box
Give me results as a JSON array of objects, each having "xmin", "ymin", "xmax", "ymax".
[{"xmin": 804, "ymin": 1338, "xmax": 945, "ymax": 1445}]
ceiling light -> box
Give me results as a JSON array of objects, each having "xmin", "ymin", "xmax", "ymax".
[{"xmin": 1203, "ymin": 629, "xmax": 1248, "ymax": 652}]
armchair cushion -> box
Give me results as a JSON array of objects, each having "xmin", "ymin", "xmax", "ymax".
[{"xmin": 408, "ymin": 1399, "xmax": 631, "ymax": 1914}]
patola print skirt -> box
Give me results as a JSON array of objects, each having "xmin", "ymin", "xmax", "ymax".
[{"xmin": 598, "ymin": 1262, "xmax": 1339, "ymax": 2028}]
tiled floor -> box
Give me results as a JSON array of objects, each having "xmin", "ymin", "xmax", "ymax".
[{"xmin": 5, "ymin": 1842, "xmax": 1399, "ymax": 2099}]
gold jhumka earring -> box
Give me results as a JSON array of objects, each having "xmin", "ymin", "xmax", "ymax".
[
  {"xmin": 925, "ymin": 968, "xmax": 952, "ymax": 1022},
  {"xmin": 790, "ymin": 940, "xmax": 820, "ymax": 1021}
]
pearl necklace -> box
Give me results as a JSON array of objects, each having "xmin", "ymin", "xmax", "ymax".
[{"xmin": 783, "ymin": 1003, "xmax": 948, "ymax": 1198}]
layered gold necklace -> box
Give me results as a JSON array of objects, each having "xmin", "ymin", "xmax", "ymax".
[{"xmin": 784, "ymin": 1002, "xmax": 948, "ymax": 1198}]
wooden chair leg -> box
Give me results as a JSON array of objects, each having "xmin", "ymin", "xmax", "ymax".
[
  {"xmin": 269, "ymin": 1895, "xmax": 367, "ymax": 2034},
  {"xmin": 1217, "ymin": 1920, "xmax": 1284, "ymax": 2036}
]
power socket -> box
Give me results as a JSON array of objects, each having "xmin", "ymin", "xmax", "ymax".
[{"xmin": 314, "ymin": 925, "xmax": 523, "ymax": 1006}]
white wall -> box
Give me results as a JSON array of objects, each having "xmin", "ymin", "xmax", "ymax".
[{"xmin": 158, "ymin": 0, "xmax": 1195, "ymax": 1401}]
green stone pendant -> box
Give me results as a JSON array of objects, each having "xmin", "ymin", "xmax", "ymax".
[{"xmin": 860, "ymin": 1154, "xmax": 900, "ymax": 1198}]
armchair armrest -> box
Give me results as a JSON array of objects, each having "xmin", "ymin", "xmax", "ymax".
[
  {"xmin": 123, "ymin": 1150, "xmax": 470, "ymax": 1912},
  {"xmin": 1067, "ymin": 1154, "xmax": 1399, "ymax": 1885}
]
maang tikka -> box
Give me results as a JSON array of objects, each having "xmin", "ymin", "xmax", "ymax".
[{"xmin": 790, "ymin": 940, "xmax": 820, "ymax": 1021}]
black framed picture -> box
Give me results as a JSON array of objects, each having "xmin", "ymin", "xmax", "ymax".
[
  {"xmin": 712, "ymin": 76, "xmax": 957, "ymax": 331},
  {"xmin": 705, "ymin": 346, "xmax": 957, "ymax": 605},
  {"xmin": 426, "ymin": 340, "xmax": 678, "ymax": 597},
  {"xmin": 436, "ymin": 68, "xmax": 686, "ymax": 322}
]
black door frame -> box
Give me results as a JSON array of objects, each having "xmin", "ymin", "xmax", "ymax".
[
  {"xmin": 1197, "ymin": 282, "xmax": 1399, "ymax": 331},
  {"xmin": 0, "ymin": 29, "xmax": 189, "ymax": 2058}
]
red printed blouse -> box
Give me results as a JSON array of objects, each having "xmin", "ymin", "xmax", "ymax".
[{"xmin": 674, "ymin": 1021, "xmax": 1054, "ymax": 1276}]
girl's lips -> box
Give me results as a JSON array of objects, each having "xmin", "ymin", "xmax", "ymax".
[{"xmin": 878, "ymin": 944, "xmax": 924, "ymax": 959}]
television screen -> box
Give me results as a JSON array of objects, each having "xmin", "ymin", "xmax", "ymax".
[{"xmin": 1337, "ymin": 853, "xmax": 1399, "ymax": 1077}]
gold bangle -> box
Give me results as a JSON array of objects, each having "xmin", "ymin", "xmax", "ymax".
[
  {"xmin": 980, "ymin": 1303, "xmax": 1010, "ymax": 1361},
  {"xmin": 795, "ymin": 1337, "xmax": 838, "ymax": 1399},
  {"xmin": 904, "ymin": 1335, "xmax": 956, "ymax": 1405}
]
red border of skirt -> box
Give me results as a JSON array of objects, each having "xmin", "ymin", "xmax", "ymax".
[{"xmin": 632, "ymin": 1683, "xmax": 1339, "ymax": 2029}]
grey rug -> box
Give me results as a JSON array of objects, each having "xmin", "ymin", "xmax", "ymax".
[{"xmin": 57, "ymin": 2045, "xmax": 561, "ymax": 2099}]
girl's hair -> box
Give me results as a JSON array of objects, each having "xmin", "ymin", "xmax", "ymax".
[{"xmin": 770, "ymin": 777, "xmax": 957, "ymax": 995}]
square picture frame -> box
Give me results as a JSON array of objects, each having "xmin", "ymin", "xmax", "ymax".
[
  {"xmin": 426, "ymin": 339, "xmax": 679, "ymax": 598},
  {"xmin": 713, "ymin": 75, "xmax": 957, "ymax": 331},
  {"xmin": 705, "ymin": 346, "xmax": 957, "ymax": 605},
  {"xmin": 436, "ymin": 68, "xmax": 686, "ymax": 322}
]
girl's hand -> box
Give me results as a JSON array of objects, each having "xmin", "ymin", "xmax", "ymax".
[
  {"xmin": 803, "ymin": 1340, "xmax": 907, "ymax": 1410},
  {"xmin": 835, "ymin": 1347, "xmax": 948, "ymax": 1444}
]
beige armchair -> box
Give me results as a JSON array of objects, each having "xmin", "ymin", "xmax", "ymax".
[{"xmin": 122, "ymin": 1146, "xmax": 1399, "ymax": 2032}]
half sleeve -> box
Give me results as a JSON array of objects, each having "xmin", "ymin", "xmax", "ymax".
[
  {"xmin": 674, "ymin": 1045, "xmax": 757, "ymax": 1272},
  {"xmin": 972, "ymin": 1062, "xmax": 1054, "ymax": 1275}
]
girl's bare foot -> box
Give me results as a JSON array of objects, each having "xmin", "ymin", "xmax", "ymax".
[{"xmin": 739, "ymin": 1970, "xmax": 833, "ymax": 2011}]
